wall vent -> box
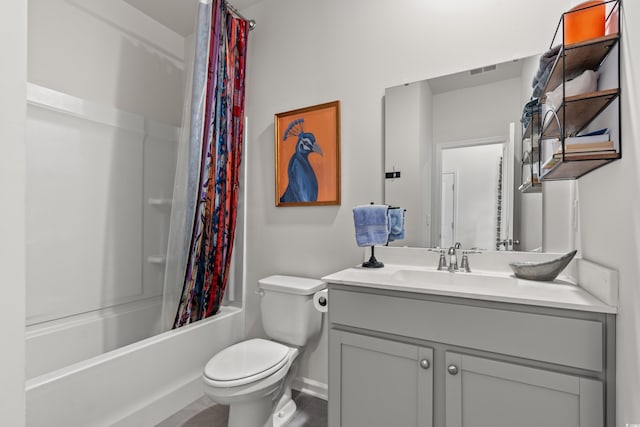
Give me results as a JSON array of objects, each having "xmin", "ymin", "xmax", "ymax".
[{"xmin": 469, "ymin": 64, "xmax": 497, "ymax": 76}]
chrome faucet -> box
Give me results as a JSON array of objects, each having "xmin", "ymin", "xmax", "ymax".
[{"xmin": 447, "ymin": 246, "xmax": 458, "ymax": 273}]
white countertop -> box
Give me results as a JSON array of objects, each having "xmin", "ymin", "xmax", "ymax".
[{"xmin": 322, "ymin": 263, "xmax": 617, "ymax": 314}]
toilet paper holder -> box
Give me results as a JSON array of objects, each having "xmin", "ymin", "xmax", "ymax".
[{"xmin": 313, "ymin": 289, "xmax": 329, "ymax": 312}]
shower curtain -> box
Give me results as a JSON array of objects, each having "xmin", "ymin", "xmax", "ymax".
[{"xmin": 162, "ymin": 0, "xmax": 249, "ymax": 330}]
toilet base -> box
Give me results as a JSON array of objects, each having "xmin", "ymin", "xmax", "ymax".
[
  {"xmin": 227, "ymin": 398, "xmax": 274, "ymax": 427},
  {"xmin": 272, "ymin": 388, "xmax": 297, "ymax": 427}
]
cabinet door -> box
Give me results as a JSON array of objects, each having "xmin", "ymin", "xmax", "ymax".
[
  {"xmin": 444, "ymin": 352, "xmax": 603, "ymax": 427},
  {"xmin": 329, "ymin": 331, "xmax": 433, "ymax": 427}
]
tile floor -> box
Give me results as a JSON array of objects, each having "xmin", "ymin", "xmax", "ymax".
[{"xmin": 156, "ymin": 391, "xmax": 327, "ymax": 427}]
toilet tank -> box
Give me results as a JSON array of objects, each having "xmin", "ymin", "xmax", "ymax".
[{"xmin": 258, "ymin": 275, "xmax": 326, "ymax": 347}]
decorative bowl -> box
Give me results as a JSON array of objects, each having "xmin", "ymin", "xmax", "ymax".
[{"xmin": 508, "ymin": 250, "xmax": 577, "ymax": 282}]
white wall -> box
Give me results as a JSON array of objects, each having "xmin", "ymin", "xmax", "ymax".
[
  {"xmin": 0, "ymin": 0, "xmax": 26, "ymax": 424},
  {"xmin": 385, "ymin": 81, "xmax": 433, "ymax": 247},
  {"xmin": 242, "ymin": 0, "xmax": 573, "ymax": 393},
  {"xmin": 433, "ymin": 78, "xmax": 522, "ymax": 143},
  {"xmin": 578, "ymin": 3, "xmax": 640, "ymax": 423}
]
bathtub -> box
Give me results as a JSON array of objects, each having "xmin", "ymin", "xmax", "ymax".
[
  {"xmin": 26, "ymin": 296, "xmax": 165, "ymax": 379},
  {"xmin": 26, "ymin": 305, "xmax": 244, "ymax": 426}
]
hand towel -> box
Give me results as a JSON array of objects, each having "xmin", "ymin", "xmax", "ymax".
[
  {"xmin": 353, "ymin": 205, "xmax": 389, "ymax": 247},
  {"xmin": 387, "ymin": 208, "xmax": 405, "ymax": 242},
  {"xmin": 532, "ymin": 45, "xmax": 561, "ymax": 98}
]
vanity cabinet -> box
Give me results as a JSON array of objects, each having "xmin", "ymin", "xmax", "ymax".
[
  {"xmin": 330, "ymin": 331, "xmax": 433, "ymax": 427},
  {"xmin": 328, "ymin": 286, "xmax": 615, "ymax": 427},
  {"xmin": 445, "ymin": 352, "xmax": 603, "ymax": 427},
  {"xmin": 539, "ymin": 1, "xmax": 621, "ymax": 180}
]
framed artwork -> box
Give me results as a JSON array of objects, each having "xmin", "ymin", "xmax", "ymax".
[{"xmin": 274, "ymin": 100, "xmax": 341, "ymax": 207}]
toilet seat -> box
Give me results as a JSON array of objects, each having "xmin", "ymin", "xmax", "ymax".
[{"xmin": 204, "ymin": 338, "xmax": 290, "ymax": 388}]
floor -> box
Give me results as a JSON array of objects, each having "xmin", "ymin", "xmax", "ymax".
[{"xmin": 156, "ymin": 391, "xmax": 327, "ymax": 427}]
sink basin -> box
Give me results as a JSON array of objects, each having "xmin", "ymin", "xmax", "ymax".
[{"xmin": 390, "ymin": 268, "xmax": 516, "ymax": 288}]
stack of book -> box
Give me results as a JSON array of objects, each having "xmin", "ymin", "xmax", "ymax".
[{"xmin": 542, "ymin": 129, "xmax": 614, "ymax": 170}]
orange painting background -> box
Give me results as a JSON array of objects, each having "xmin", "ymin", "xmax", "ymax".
[{"xmin": 276, "ymin": 103, "xmax": 339, "ymax": 204}]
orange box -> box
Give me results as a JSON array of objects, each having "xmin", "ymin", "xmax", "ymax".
[{"xmin": 564, "ymin": 1, "xmax": 605, "ymax": 45}]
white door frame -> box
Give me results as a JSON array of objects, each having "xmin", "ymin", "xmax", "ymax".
[{"xmin": 432, "ymin": 134, "xmax": 509, "ymax": 248}]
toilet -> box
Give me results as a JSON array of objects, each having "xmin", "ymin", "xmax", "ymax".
[{"xmin": 203, "ymin": 275, "xmax": 326, "ymax": 427}]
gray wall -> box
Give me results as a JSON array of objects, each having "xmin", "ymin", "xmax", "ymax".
[{"xmin": 242, "ymin": 0, "xmax": 640, "ymax": 423}]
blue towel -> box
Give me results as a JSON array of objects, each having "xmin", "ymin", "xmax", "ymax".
[
  {"xmin": 387, "ymin": 208, "xmax": 405, "ymax": 242},
  {"xmin": 353, "ymin": 205, "xmax": 389, "ymax": 247}
]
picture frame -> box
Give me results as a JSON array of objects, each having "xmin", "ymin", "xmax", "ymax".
[{"xmin": 274, "ymin": 100, "xmax": 341, "ymax": 207}]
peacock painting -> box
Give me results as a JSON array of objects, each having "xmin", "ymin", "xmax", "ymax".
[{"xmin": 279, "ymin": 118, "xmax": 323, "ymax": 203}]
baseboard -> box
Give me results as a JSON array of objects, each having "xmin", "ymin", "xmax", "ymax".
[{"xmin": 292, "ymin": 376, "xmax": 328, "ymax": 401}]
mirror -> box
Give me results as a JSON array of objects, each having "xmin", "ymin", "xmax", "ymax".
[{"xmin": 384, "ymin": 55, "xmax": 543, "ymax": 251}]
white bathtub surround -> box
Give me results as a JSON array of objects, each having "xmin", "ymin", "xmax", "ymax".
[
  {"xmin": 26, "ymin": 83, "xmax": 177, "ymax": 328},
  {"xmin": 22, "ymin": 83, "xmax": 247, "ymax": 427},
  {"xmin": 26, "ymin": 306, "xmax": 243, "ymax": 427}
]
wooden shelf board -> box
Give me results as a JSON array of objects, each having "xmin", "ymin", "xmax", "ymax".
[
  {"xmin": 542, "ymin": 153, "xmax": 620, "ymax": 180},
  {"xmin": 541, "ymin": 88, "xmax": 619, "ymax": 139},
  {"xmin": 561, "ymin": 151, "xmax": 619, "ymax": 161},
  {"xmin": 543, "ymin": 33, "xmax": 619, "ymax": 95}
]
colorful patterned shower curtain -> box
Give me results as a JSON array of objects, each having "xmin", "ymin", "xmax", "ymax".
[{"xmin": 163, "ymin": 0, "xmax": 249, "ymax": 329}]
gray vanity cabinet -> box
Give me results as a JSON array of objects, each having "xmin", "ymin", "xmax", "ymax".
[
  {"xmin": 328, "ymin": 286, "xmax": 614, "ymax": 427},
  {"xmin": 445, "ymin": 352, "xmax": 603, "ymax": 427},
  {"xmin": 329, "ymin": 331, "xmax": 433, "ymax": 427}
]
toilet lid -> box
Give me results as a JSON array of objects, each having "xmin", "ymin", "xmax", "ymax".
[{"xmin": 203, "ymin": 338, "xmax": 290, "ymax": 387}]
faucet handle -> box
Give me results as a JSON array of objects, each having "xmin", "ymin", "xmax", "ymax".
[
  {"xmin": 459, "ymin": 252, "xmax": 470, "ymax": 272},
  {"xmin": 459, "ymin": 250, "xmax": 481, "ymax": 272},
  {"xmin": 437, "ymin": 250, "xmax": 447, "ymax": 270}
]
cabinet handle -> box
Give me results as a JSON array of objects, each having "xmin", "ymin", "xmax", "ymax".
[
  {"xmin": 419, "ymin": 359, "xmax": 430, "ymax": 370},
  {"xmin": 447, "ymin": 364, "xmax": 459, "ymax": 375}
]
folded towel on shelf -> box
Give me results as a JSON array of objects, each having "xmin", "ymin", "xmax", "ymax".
[
  {"xmin": 520, "ymin": 98, "xmax": 539, "ymax": 129},
  {"xmin": 532, "ymin": 45, "xmax": 561, "ymax": 98},
  {"xmin": 353, "ymin": 204, "xmax": 389, "ymax": 247},
  {"xmin": 387, "ymin": 208, "xmax": 405, "ymax": 242},
  {"xmin": 545, "ymin": 69, "xmax": 599, "ymax": 112}
]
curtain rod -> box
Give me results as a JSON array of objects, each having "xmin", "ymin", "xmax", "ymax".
[{"xmin": 225, "ymin": 1, "xmax": 256, "ymax": 30}]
